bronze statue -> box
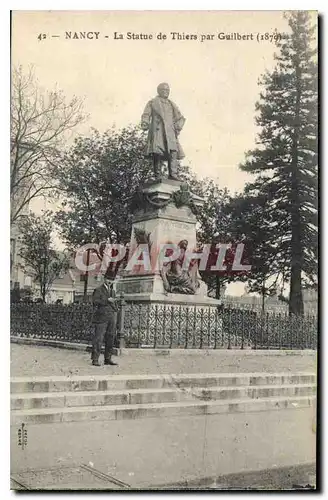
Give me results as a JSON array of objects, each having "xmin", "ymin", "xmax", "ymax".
[
  {"xmin": 141, "ymin": 83, "xmax": 186, "ymax": 181},
  {"xmin": 161, "ymin": 240, "xmax": 200, "ymax": 295}
]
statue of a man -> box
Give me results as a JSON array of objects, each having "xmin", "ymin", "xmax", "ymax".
[
  {"xmin": 141, "ymin": 83, "xmax": 186, "ymax": 181},
  {"xmin": 161, "ymin": 240, "xmax": 200, "ymax": 295}
]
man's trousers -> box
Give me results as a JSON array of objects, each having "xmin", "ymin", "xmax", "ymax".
[{"xmin": 92, "ymin": 315, "xmax": 117, "ymax": 362}]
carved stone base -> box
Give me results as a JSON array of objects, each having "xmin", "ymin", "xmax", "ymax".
[
  {"xmin": 117, "ymin": 273, "xmax": 165, "ymax": 296},
  {"xmin": 116, "ymin": 273, "xmax": 220, "ymax": 306},
  {"xmin": 129, "ymin": 179, "xmax": 204, "ymax": 266},
  {"xmin": 118, "ymin": 177, "xmax": 215, "ymax": 304}
]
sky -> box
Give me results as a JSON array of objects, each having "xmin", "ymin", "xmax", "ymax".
[
  {"xmin": 11, "ymin": 11, "xmax": 301, "ymax": 192},
  {"xmin": 11, "ymin": 10, "xmax": 317, "ymax": 295}
]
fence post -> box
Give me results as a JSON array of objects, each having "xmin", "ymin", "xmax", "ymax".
[
  {"xmin": 227, "ymin": 306, "xmax": 231, "ymax": 350},
  {"xmin": 117, "ymin": 293, "xmax": 126, "ymax": 354},
  {"xmin": 266, "ymin": 312, "xmax": 269, "ymax": 349}
]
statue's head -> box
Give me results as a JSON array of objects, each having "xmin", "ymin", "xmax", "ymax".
[
  {"xmin": 157, "ymin": 82, "xmax": 170, "ymax": 99},
  {"xmin": 178, "ymin": 239, "xmax": 188, "ymax": 250}
]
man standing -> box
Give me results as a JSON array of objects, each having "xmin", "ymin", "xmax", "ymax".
[
  {"xmin": 91, "ymin": 277, "xmax": 118, "ymax": 367},
  {"xmin": 141, "ymin": 82, "xmax": 186, "ymax": 180}
]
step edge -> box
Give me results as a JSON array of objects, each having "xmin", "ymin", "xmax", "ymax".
[
  {"xmin": 10, "ymin": 384, "xmax": 317, "ymax": 399},
  {"xmin": 11, "ymin": 395, "xmax": 316, "ymax": 416},
  {"xmin": 10, "ymin": 372, "xmax": 317, "ymax": 383}
]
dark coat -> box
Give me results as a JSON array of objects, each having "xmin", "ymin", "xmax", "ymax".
[{"xmin": 92, "ymin": 284, "xmax": 118, "ymax": 324}]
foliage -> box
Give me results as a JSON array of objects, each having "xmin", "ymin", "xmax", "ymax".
[
  {"xmin": 223, "ymin": 193, "xmax": 281, "ymax": 304},
  {"xmin": 193, "ymin": 179, "xmax": 245, "ymax": 298},
  {"xmin": 55, "ymin": 126, "xmax": 154, "ymax": 248},
  {"xmin": 54, "ymin": 127, "xmax": 219, "ymax": 272},
  {"xmin": 18, "ymin": 211, "xmax": 70, "ymax": 302},
  {"xmin": 54, "ymin": 127, "xmax": 247, "ymax": 294},
  {"xmin": 237, "ymin": 12, "xmax": 318, "ymax": 314}
]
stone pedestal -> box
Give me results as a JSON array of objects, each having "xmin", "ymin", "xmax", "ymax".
[{"xmin": 116, "ymin": 178, "xmax": 220, "ymax": 308}]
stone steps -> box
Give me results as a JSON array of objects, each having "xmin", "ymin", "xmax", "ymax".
[
  {"xmin": 11, "ymin": 372, "xmax": 316, "ymax": 425},
  {"xmin": 10, "ymin": 372, "xmax": 316, "ymax": 394},
  {"xmin": 11, "ymin": 395, "xmax": 315, "ymax": 425},
  {"xmin": 11, "ymin": 384, "xmax": 316, "ymax": 410}
]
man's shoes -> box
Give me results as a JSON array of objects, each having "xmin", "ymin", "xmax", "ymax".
[
  {"xmin": 92, "ymin": 360, "xmax": 101, "ymax": 366},
  {"xmin": 104, "ymin": 360, "xmax": 118, "ymax": 366}
]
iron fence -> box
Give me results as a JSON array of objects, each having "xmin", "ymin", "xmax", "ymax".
[
  {"xmin": 123, "ymin": 303, "xmax": 317, "ymax": 349},
  {"xmin": 11, "ymin": 303, "xmax": 94, "ymax": 343},
  {"xmin": 10, "ymin": 302, "xmax": 317, "ymax": 350}
]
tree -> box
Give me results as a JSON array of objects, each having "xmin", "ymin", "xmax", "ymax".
[
  {"xmin": 54, "ymin": 126, "xmax": 154, "ymax": 296},
  {"xmin": 54, "ymin": 126, "xmax": 237, "ymax": 296},
  {"xmin": 55, "ymin": 126, "xmax": 204, "ymax": 251},
  {"xmin": 192, "ymin": 180, "xmax": 236, "ymax": 298},
  {"xmin": 18, "ymin": 211, "xmax": 70, "ymax": 302},
  {"xmin": 225, "ymin": 192, "xmax": 282, "ymax": 312},
  {"xmin": 55, "ymin": 126, "xmax": 154, "ymax": 248},
  {"xmin": 238, "ymin": 12, "xmax": 317, "ymax": 315},
  {"xmin": 11, "ymin": 65, "xmax": 86, "ymax": 224}
]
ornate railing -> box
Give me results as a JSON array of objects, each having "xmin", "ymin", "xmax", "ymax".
[
  {"xmin": 10, "ymin": 303, "xmax": 94, "ymax": 343},
  {"xmin": 10, "ymin": 302, "xmax": 317, "ymax": 350},
  {"xmin": 220, "ymin": 306, "xmax": 317, "ymax": 350}
]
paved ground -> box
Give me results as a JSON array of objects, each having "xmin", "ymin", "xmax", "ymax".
[
  {"xmin": 10, "ymin": 343, "xmax": 317, "ymax": 491},
  {"xmin": 10, "ymin": 464, "xmax": 316, "ymax": 491},
  {"xmin": 11, "ymin": 344, "xmax": 316, "ymax": 377}
]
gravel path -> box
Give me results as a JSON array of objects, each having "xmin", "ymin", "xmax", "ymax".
[{"xmin": 11, "ymin": 343, "xmax": 316, "ymax": 377}]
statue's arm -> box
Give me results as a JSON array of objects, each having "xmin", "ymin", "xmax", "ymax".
[
  {"xmin": 141, "ymin": 100, "xmax": 152, "ymax": 131},
  {"xmin": 172, "ymin": 104, "xmax": 186, "ymax": 135},
  {"xmin": 160, "ymin": 261, "xmax": 171, "ymax": 293}
]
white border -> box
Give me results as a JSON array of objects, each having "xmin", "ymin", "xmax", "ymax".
[{"xmin": 1, "ymin": 4, "xmax": 324, "ymax": 499}]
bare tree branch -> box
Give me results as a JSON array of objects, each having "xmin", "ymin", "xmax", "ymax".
[{"xmin": 11, "ymin": 65, "xmax": 87, "ymax": 224}]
